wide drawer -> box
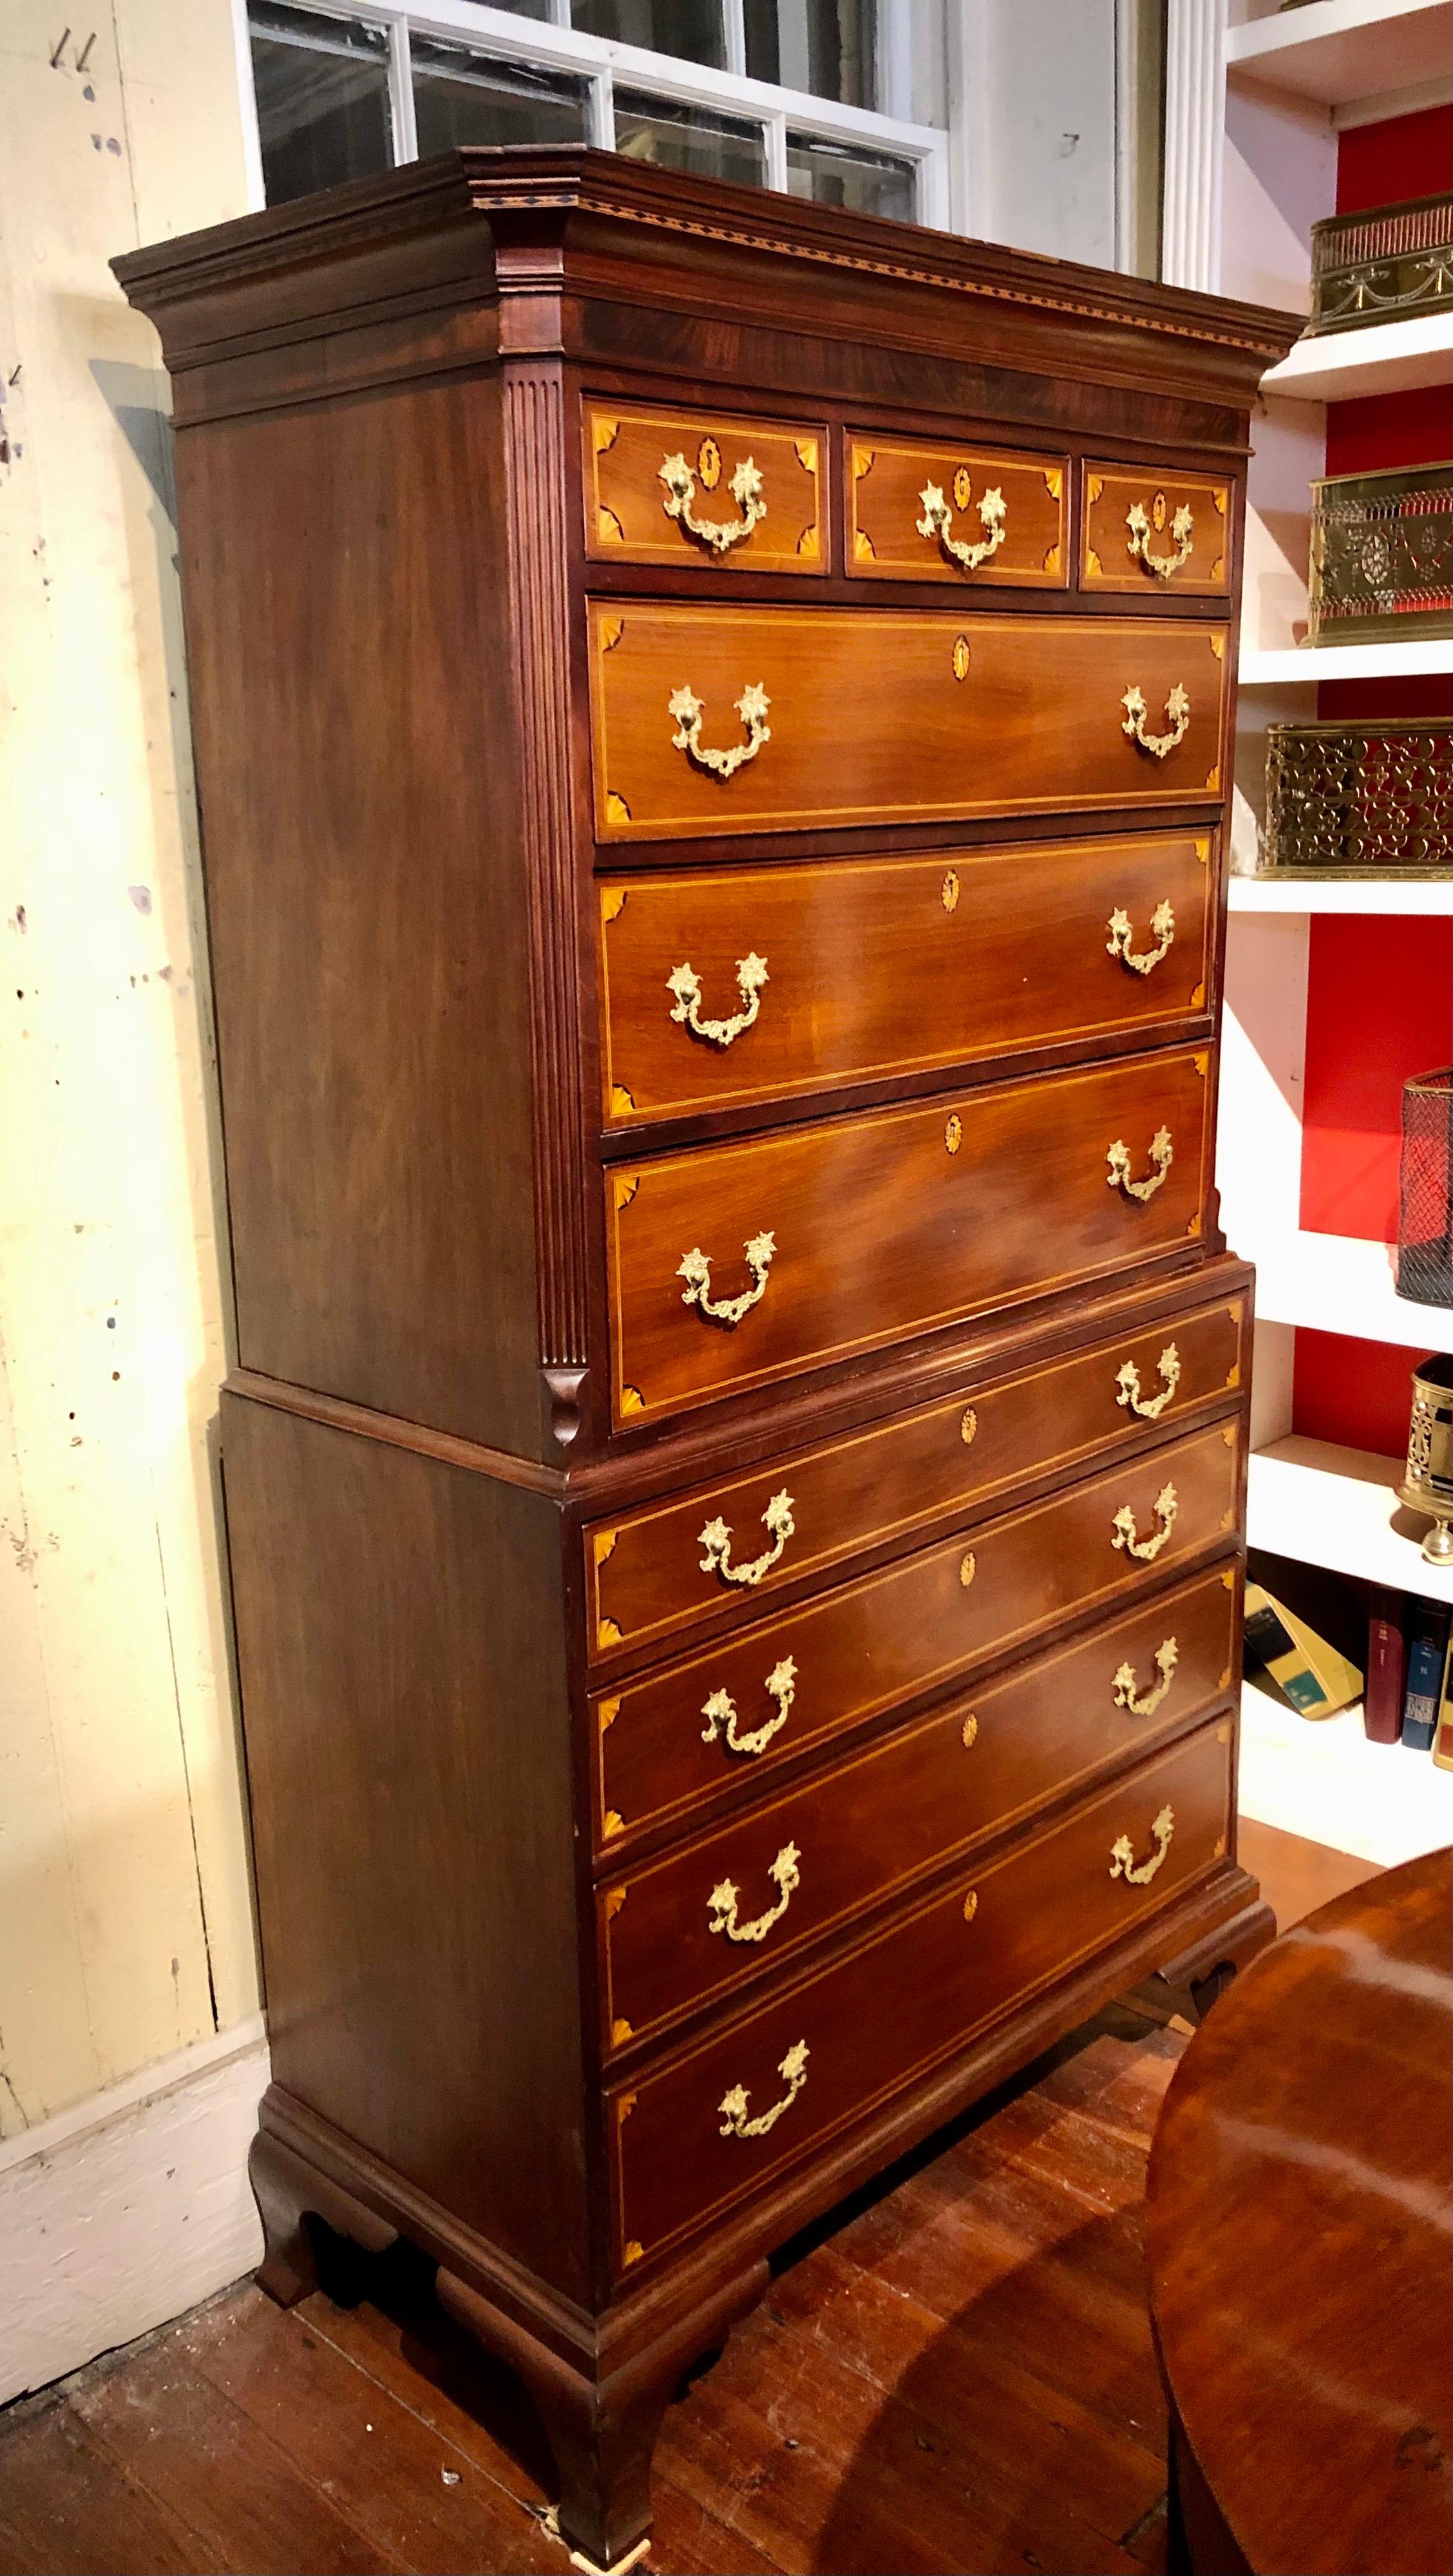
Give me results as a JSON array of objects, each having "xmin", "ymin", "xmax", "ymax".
[
  {"xmin": 589, "ymin": 603, "xmax": 1228, "ymax": 841},
  {"xmin": 593, "ymin": 1415, "xmax": 1240, "ymax": 1850},
  {"xmin": 599, "ymin": 831, "xmax": 1215, "ymax": 1128},
  {"xmin": 599, "ymin": 1564, "xmax": 1238, "ymax": 2054},
  {"xmin": 846, "ymin": 434, "xmax": 1067, "ymax": 585},
  {"xmin": 1081, "ymin": 462, "xmax": 1231, "ymax": 595},
  {"xmin": 609, "ymin": 1719, "xmax": 1233, "ymax": 2271},
  {"xmin": 587, "ymin": 1290, "xmax": 1244, "ymax": 1663},
  {"xmin": 607, "ymin": 1043, "xmax": 1213, "ymax": 1426},
  {"xmin": 585, "ymin": 402, "xmax": 824, "ymax": 575}
]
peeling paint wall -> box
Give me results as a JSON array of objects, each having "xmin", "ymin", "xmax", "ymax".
[{"xmin": 0, "ymin": 0, "xmax": 257, "ymax": 2134}]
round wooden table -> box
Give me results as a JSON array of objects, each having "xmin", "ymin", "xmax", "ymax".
[{"xmin": 1147, "ymin": 1848, "xmax": 1453, "ymax": 2576}]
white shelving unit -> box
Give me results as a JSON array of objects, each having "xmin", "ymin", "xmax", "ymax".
[
  {"xmin": 1248, "ymin": 1434, "xmax": 1452, "ymax": 1596},
  {"xmin": 1262, "ymin": 312, "xmax": 1453, "ymax": 400},
  {"xmin": 1241, "ymin": 638, "xmax": 1453, "ymax": 683},
  {"xmin": 1239, "ymin": 1683, "xmax": 1453, "ymax": 1864},
  {"xmin": 1227, "ymin": 0, "xmax": 1453, "ymax": 113},
  {"xmin": 1229, "ymin": 875, "xmax": 1453, "ymax": 912},
  {"xmin": 1239, "ymin": 1227, "xmax": 1453, "ymax": 1344}
]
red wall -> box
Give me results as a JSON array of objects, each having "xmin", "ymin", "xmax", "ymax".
[{"xmin": 1290, "ymin": 106, "xmax": 1452, "ymax": 1460}]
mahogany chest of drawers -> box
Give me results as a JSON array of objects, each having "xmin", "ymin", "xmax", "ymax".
[{"xmin": 116, "ymin": 151, "xmax": 1298, "ymax": 2571}]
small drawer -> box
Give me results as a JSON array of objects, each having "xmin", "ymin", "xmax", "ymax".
[
  {"xmin": 599, "ymin": 831, "xmax": 1215, "ymax": 1129},
  {"xmin": 846, "ymin": 433, "xmax": 1067, "ymax": 585},
  {"xmin": 589, "ymin": 603, "xmax": 1228, "ymax": 842},
  {"xmin": 586, "ymin": 1291, "xmax": 1244, "ymax": 1663},
  {"xmin": 593, "ymin": 1416, "xmax": 1241, "ymax": 1851},
  {"xmin": 585, "ymin": 402, "xmax": 825, "ymax": 575},
  {"xmin": 1081, "ymin": 464, "xmax": 1232, "ymax": 596},
  {"xmin": 608, "ymin": 1718, "xmax": 1234, "ymax": 2271},
  {"xmin": 598, "ymin": 1563, "xmax": 1239, "ymax": 2054},
  {"xmin": 607, "ymin": 1043, "xmax": 1213, "ymax": 1428}
]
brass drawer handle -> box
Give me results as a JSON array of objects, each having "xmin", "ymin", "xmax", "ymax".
[
  {"xmin": 678, "ymin": 1229, "xmax": 775, "ymax": 1327},
  {"xmin": 701, "ymin": 1654, "xmax": 796, "ymax": 1758},
  {"xmin": 1121, "ymin": 683, "xmax": 1190, "ymax": 759},
  {"xmin": 708, "ymin": 1840, "xmax": 801, "ymax": 1945},
  {"xmin": 660, "ymin": 446, "xmax": 766, "ymax": 555},
  {"xmin": 916, "ymin": 474, "xmax": 1007, "ymax": 573},
  {"xmin": 1112, "ymin": 1637, "xmax": 1179, "ymax": 1718},
  {"xmin": 719, "ymin": 2038, "xmax": 809, "ymax": 2139},
  {"xmin": 668, "ymin": 951, "xmax": 769, "ymax": 1048},
  {"xmin": 670, "ymin": 681, "xmax": 771, "ymax": 779},
  {"xmin": 1126, "ymin": 495, "xmax": 1194, "ymax": 580},
  {"xmin": 1116, "ymin": 1340, "xmax": 1181, "ymax": 1419},
  {"xmin": 1106, "ymin": 900, "xmax": 1175, "ymax": 975},
  {"xmin": 1109, "ymin": 1801, "xmax": 1175, "ymax": 1886},
  {"xmin": 699, "ymin": 1488, "xmax": 795, "ymax": 1589},
  {"xmin": 1107, "ymin": 1126, "xmax": 1173, "ymax": 1202},
  {"xmin": 1112, "ymin": 1481, "xmax": 1179, "ymax": 1563}
]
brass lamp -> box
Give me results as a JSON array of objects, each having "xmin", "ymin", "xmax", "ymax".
[{"xmin": 1400, "ymin": 1354, "xmax": 1453, "ymax": 1564}]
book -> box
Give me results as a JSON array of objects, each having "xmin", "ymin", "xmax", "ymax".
[
  {"xmin": 1400, "ymin": 1600, "xmax": 1450, "ymax": 1751},
  {"xmin": 1244, "ymin": 1582, "xmax": 1363, "ymax": 1718},
  {"xmin": 1433, "ymin": 1637, "xmax": 1453, "ymax": 1771},
  {"xmin": 1364, "ymin": 1586, "xmax": 1407, "ymax": 1744}
]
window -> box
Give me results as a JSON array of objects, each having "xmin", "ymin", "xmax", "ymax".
[{"xmin": 243, "ymin": 1, "xmax": 947, "ymax": 225}]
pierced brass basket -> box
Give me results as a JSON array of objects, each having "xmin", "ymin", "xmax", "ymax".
[
  {"xmin": 1307, "ymin": 192, "xmax": 1453, "ymax": 337},
  {"xmin": 1261, "ymin": 720, "xmax": 1452, "ymax": 878},
  {"xmin": 1309, "ymin": 464, "xmax": 1453, "ymax": 647}
]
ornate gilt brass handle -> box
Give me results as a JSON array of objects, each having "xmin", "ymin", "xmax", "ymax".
[
  {"xmin": 701, "ymin": 1654, "xmax": 797, "ymax": 1759},
  {"xmin": 1122, "ymin": 683, "xmax": 1191, "ymax": 761},
  {"xmin": 1109, "ymin": 1803, "xmax": 1175, "ymax": 1886},
  {"xmin": 916, "ymin": 475, "xmax": 1007, "ymax": 573},
  {"xmin": 670, "ymin": 681, "xmax": 771, "ymax": 780},
  {"xmin": 708, "ymin": 1841, "xmax": 801, "ymax": 1945},
  {"xmin": 1112, "ymin": 1638, "xmax": 1179, "ymax": 1718},
  {"xmin": 1112, "ymin": 1482, "xmax": 1179, "ymax": 1563},
  {"xmin": 699, "ymin": 1488, "xmax": 794, "ymax": 1589},
  {"xmin": 1126, "ymin": 495, "xmax": 1194, "ymax": 580},
  {"xmin": 1107, "ymin": 1128, "xmax": 1173, "ymax": 1202},
  {"xmin": 1106, "ymin": 902, "xmax": 1175, "ymax": 976},
  {"xmin": 678, "ymin": 1230, "xmax": 775, "ymax": 1327},
  {"xmin": 668, "ymin": 952, "xmax": 768, "ymax": 1048},
  {"xmin": 1116, "ymin": 1341, "xmax": 1181, "ymax": 1420},
  {"xmin": 660, "ymin": 448, "xmax": 766, "ymax": 555},
  {"xmin": 718, "ymin": 2038, "xmax": 809, "ymax": 2139}
]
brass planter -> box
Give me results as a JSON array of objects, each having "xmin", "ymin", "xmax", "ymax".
[
  {"xmin": 1308, "ymin": 463, "xmax": 1453, "ymax": 647},
  {"xmin": 1261, "ymin": 719, "xmax": 1452, "ymax": 878},
  {"xmin": 1307, "ymin": 192, "xmax": 1453, "ymax": 337},
  {"xmin": 1400, "ymin": 1355, "xmax": 1453, "ymax": 1566}
]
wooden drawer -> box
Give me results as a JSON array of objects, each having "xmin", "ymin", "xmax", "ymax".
[
  {"xmin": 585, "ymin": 402, "xmax": 824, "ymax": 574},
  {"xmin": 599, "ymin": 1564, "xmax": 1238, "ymax": 2054},
  {"xmin": 846, "ymin": 433, "xmax": 1067, "ymax": 585},
  {"xmin": 599, "ymin": 832, "xmax": 1215, "ymax": 1128},
  {"xmin": 607, "ymin": 1043, "xmax": 1213, "ymax": 1426},
  {"xmin": 589, "ymin": 603, "xmax": 1228, "ymax": 841},
  {"xmin": 1081, "ymin": 463, "xmax": 1231, "ymax": 595},
  {"xmin": 593, "ymin": 1416, "xmax": 1240, "ymax": 1852},
  {"xmin": 587, "ymin": 1291, "xmax": 1244, "ymax": 1664},
  {"xmin": 609, "ymin": 1719, "xmax": 1233, "ymax": 2270}
]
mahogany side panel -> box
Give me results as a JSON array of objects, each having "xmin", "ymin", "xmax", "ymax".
[
  {"xmin": 220, "ymin": 1391, "xmax": 592, "ymax": 2301},
  {"xmin": 176, "ymin": 373, "xmax": 543, "ymax": 1455}
]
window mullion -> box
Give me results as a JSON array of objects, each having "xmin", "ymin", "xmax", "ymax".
[
  {"xmin": 721, "ymin": 0, "xmax": 746, "ymax": 80},
  {"xmin": 388, "ymin": 15, "xmax": 419, "ymax": 161},
  {"xmin": 591, "ymin": 65, "xmax": 615, "ymax": 149},
  {"xmin": 764, "ymin": 108, "xmax": 788, "ymax": 194}
]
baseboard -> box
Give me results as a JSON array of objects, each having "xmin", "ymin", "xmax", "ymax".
[{"xmin": 0, "ymin": 2016, "xmax": 270, "ymax": 2406}]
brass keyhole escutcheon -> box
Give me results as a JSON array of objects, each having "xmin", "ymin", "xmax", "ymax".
[
  {"xmin": 941, "ymin": 867, "xmax": 960, "ymax": 913},
  {"xmin": 960, "ymin": 1405, "xmax": 977, "ymax": 1445},
  {"xmin": 1152, "ymin": 488, "xmax": 1168, "ymax": 531},
  {"xmin": 952, "ymin": 634, "xmax": 971, "ymax": 682},
  {"xmin": 961, "ymin": 1713, "xmax": 978, "ymax": 1750},
  {"xmin": 945, "ymin": 1114, "xmax": 962, "ymax": 1155},
  {"xmin": 953, "ymin": 464, "xmax": 973, "ymax": 511},
  {"xmin": 963, "ymin": 1889, "xmax": 978, "ymax": 1922},
  {"xmin": 960, "ymin": 1549, "xmax": 976, "ymax": 1588},
  {"xmin": 698, "ymin": 435, "xmax": 721, "ymax": 490}
]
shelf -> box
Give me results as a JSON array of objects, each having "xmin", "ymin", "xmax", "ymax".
[
  {"xmin": 1238, "ymin": 1226, "xmax": 1453, "ymax": 1344},
  {"xmin": 1239, "ymin": 1683, "xmax": 1453, "ymax": 1867},
  {"xmin": 1248, "ymin": 1433, "xmax": 1453, "ymax": 1599},
  {"xmin": 1226, "ymin": 1, "xmax": 1453, "ymax": 110},
  {"xmin": 1260, "ymin": 313, "xmax": 1453, "ymax": 401},
  {"xmin": 1228, "ymin": 873, "xmax": 1453, "ymax": 912},
  {"xmin": 1240, "ymin": 638, "xmax": 1453, "ymax": 682}
]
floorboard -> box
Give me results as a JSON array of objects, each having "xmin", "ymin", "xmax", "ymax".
[{"xmin": 0, "ymin": 1826, "xmax": 1371, "ymax": 2576}]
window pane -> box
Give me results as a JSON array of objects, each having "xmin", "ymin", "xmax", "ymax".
[
  {"xmin": 745, "ymin": 0, "xmax": 875, "ymax": 109},
  {"xmin": 785, "ymin": 130, "xmax": 915, "ymax": 222},
  {"xmin": 412, "ymin": 39, "xmax": 590, "ymax": 154},
  {"xmin": 249, "ymin": 3, "xmax": 392, "ymax": 206},
  {"xmin": 614, "ymin": 91, "xmax": 766, "ymax": 188},
  {"xmin": 573, "ymin": 1, "xmax": 725, "ymax": 71}
]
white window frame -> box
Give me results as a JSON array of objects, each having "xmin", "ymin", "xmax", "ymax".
[{"xmin": 232, "ymin": 0, "xmax": 950, "ymax": 227}]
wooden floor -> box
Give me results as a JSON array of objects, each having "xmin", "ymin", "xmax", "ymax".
[{"xmin": 0, "ymin": 1824, "xmax": 1372, "ymax": 2576}]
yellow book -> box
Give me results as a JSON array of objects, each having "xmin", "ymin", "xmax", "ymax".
[
  {"xmin": 1433, "ymin": 1637, "xmax": 1453, "ymax": 1770},
  {"xmin": 1243, "ymin": 1581, "xmax": 1363, "ymax": 1719}
]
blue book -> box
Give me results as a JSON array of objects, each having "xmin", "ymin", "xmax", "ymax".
[{"xmin": 1401, "ymin": 1602, "xmax": 1450, "ymax": 1752}]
